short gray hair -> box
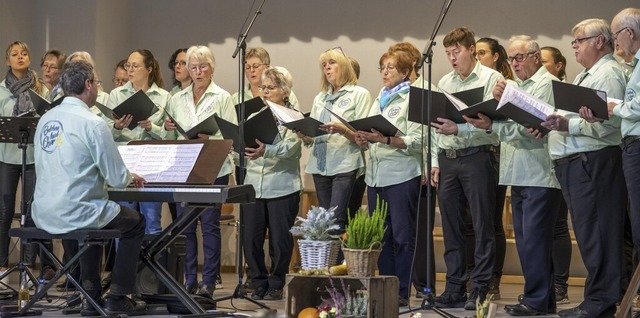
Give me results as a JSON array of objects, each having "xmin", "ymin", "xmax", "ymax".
[
  {"xmin": 613, "ymin": 8, "xmax": 640, "ymax": 36},
  {"xmin": 60, "ymin": 61, "xmax": 94, "ymax": 95},
  {"xmin": 509, "ymin": 35, "xmax": 540, "ymax": 53},
  {"xmin": 572, "ymin": 19, "xmax": 614, "ymax": 51},
  {"xmin": 186, "ymin": 45, "xmax": 215, "ymax": 72},
  {"xmin": 66, "ymin": 51, "xmax": 96, "ymax": 67}
]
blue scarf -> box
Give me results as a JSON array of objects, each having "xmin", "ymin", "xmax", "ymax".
[
  {"xmin": 379, "ymin": 81, "xmax": 410, "ymax": 111},
  {"xmin": 313, "ymin": 88, "xmax": 347, "ymax": 171}
]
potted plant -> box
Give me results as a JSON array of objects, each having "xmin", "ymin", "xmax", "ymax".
[
  {"xmin": 341, "ymin": 196, "xmax": 388, "ymax": 276},
  {"xmin": 290, "ymin": 206, "xmax": 342, "ymax": 271}
]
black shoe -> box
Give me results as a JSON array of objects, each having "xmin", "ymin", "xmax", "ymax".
[
  {"xmin": 399, "ymin": 297, "xmax": 409, "ymax": 307},
  {"xmin": 558, "ymin": 306, "xmax": 589, "ymax": 318},
  {"xmin": 505, "ymin": 303, "xmax": 547, "ymax": 316},
  {"xmin": 196, "ymin": 282, "xmax": 214, "ymax": 297},
  {"xmin": 464, "ymin": 288, "xmax": 486, "ymax": 311},
  {"xmin": 251, "ymin": 287, "xmax": 266, "ymax": 300},
  {"xmin": 263, "ymin": 288, "xmax": 282, "ymax": 300},
  {"xmin": 80, "ymin": 298, "xmax": 104, "ymax": 316},
  {"xmin": 434, "ymin": 290, "xmax": 466, "ymax": 308},
  {"xmin": 185, "ymin": 282, "xmax": 197, "ymax": 294},
  {"xmin": 56, "ymin": 280, "xmax": 77, "ymax": 292},
  {"xmin": 104, "ymin": 295, "xmax": 147, "ymax": 316},
  {"xmin": 555, "ymin": 285, "xmax": 570, "ymax": 304}
]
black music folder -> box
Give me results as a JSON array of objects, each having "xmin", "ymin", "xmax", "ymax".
[
  {"xmin": 215, "ymin": 108, "xmax": 279, "ymax": 152},
  {"xmin": 495, "ymin": 84, "xmax": 554, "ymax": 136},
  {"xmin": 98, "ymin": 90, "xmax": 159, "ymax": 129},
  {"xmin": 234, "ymin": 96, "xmax": 264, "ymax": 122},
  {"xmin": 456, "ymin": 98, "xmax": 508, "ymax": 121},
  {"xmin": 552, "ymin": 81, "xmax": 609, "ymax": 120},
  {"xmin": 350, "ymin": 114, "xmax": 404, "ymax": 137},
  {"xmin": 409, "ymin": 86, "xmax": 484, "ymax": 124},
  {"xmin": 28, "ymin": 89, "xmax": 62, "ymax": 116},
  {"xmin": 166, "ymin": 112, "xmax": 220, "ymax": 140},
  {"xmin": 281, "ymin": 115, "xmax": 327, "ymax": 137}
]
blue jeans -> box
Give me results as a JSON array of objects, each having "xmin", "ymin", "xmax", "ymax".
[{"xmin": 117, "ymin": 201, "xmax": 163, "ymax": 234}]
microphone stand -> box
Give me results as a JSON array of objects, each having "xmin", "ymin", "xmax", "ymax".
[
  {"xmin": 400, "ymin": 0, "xmax": 454, "ymax": 317},
  {"xmin": 215, "ymin": 0, "xmax": 271, "ymax": 311}
]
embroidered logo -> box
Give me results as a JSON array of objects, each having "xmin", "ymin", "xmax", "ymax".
[
  {"xmin": 337, "ymin": 98, "xmax": 351, "ymax": 109},
  {"xmin": 627, "ymin": 87, "xmax": 636, "ymax": 103},
  {"xmin": 388, "ymin": 106, "xmax": 401, "ymax": 118},
  {"xmin": 40, "ymin": 120, "xmax": 63, "ymax": 154}
]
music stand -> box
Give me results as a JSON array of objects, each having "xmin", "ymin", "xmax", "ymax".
[
  {"xmin": 216, "ymin": 0, "xmax": 272, "ymax": 313},
  {"xmin": 0, "ymin": 116, "xmax": 43, "ymax": 317}
]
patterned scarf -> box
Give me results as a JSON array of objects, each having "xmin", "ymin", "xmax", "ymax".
[
  {"xmin": 5, "ymin": 69, "xmax": 36, "ymax": 116},
  {"xmin": 313, "ymin": 88, "xmax": 347, "ymax": 171},
  {"xmin": 379, "ymin": 81, "xmax": 410, "ymax": 111}
]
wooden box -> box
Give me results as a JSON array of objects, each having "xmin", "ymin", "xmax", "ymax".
[{"xmin": 284, "ymin": 274, "xmax": 399, "ymax": 318}]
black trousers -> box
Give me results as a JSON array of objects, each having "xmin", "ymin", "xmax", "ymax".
[
  {"xmin": 243, "ymin": 192, "xmax": 299, "ymax": 290},
  {"xmin": 555, "ymin": 146, "xmax": 626, "ymax": 317},
  {"xmin": 437, "ymin": 150, "xmax": 496, "ymax": 293}
]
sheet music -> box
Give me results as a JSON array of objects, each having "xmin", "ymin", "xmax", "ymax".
[
  {"xmin": 498, "ymin": 84, "xmax": 554, "ymax": 121},
  {"xmin": 118, "ymin": 144, "xmax": 204, "ymax": 183},
  {"xmin": 442, "ymin": 91, "xmax": 469, "ymax": 111},
  {"xmin": 267, "ymin": 100, "xmax": 304, "ymax": 123}
]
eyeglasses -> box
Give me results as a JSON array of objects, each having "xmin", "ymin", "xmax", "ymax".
[
  {"xmin": 507, "ymin": 51, "xmax": 535, "ymax": 63},
  {"xmin": 189, "ymin": 64, "xmax": 210, "ymax": 73},
  {"xmin": 244, "ymin": 63, "xmax": 265, "ymax": 71},
  {"xmin": 476, "ymin": 50, "xmax": 488, "ymax": 58},
  {"xmin": 123, "ymin": 63, "xmax": 143, "ymax": 70},
  {"xmin": 113, "ymin": 78, "xmax": 127, "ymax": 85},
  {"xmin": 571, "ymin": 35, "xmax": 598, "ymax": 46},
  {"xmin": 325, "ymin": 46, "xmax": 346, "ymax": 57},
  {"xmin": 173, "ymin": 60, "xmax": 187, "ymax": 68},
  {"xmin": 613, "ymin": 27, "xmax": 630, "ymax": 40},
  {"xmin": 89, "ymin": 78, "xmax": 102, "ymax": 87},
  {"xmin": 258, "ymin": 85, "xmax": 279, "ymax": 92},
  {"xmin": 378, "ymin": 64, "xmax": 397, "ymax": 73},
  {"xmin": 41, "ymin": 64, "xmax": 59, "ymax": 71}
]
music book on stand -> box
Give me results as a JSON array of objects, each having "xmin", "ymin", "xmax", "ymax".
[
  {"xmin": 165, "ymin": 112, "xmax": 220, "ymax": 140},
  {"xmin": 28, "ymin": 89, "xmax": 62, "ymax": 116},
  {"xmin": 234, "ymin": 96, "xmax": 265, "ymax": 122},
  {"xmin": 552, "ymin": 81, "xmax": 609, "ymax": 120},
  {"xmin": 0, "ymin": 117, "xmax": 39, "ymax": 144},
  {"xmin": 94, "ymin": 90, "xmax": 159, "ymax": 130},
  {"xmin": 496, "ymin": 84, "xmax": 554, "ymax": 135},
  {"xmin": 267, "ymin": 100, "xmax": 327, "ymax": 137},
  {"xmin": 215, "ymin": 107, "xmax": 280, "ymax": 152},
  {"xmin": 120, "ymin": 139, "xmax": 231, "ymax": 185},
  {"xmin": 408, "ymin": 86, "xmax": 484, "ymax": 124}
]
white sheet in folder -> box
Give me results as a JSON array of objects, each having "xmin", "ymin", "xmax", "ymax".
[
  {"xmin": 498, "ymin": 84, "xmax": 554, "ymax": 121},
  {"xmin": 266, "ymin": 100, "xmax": 304, "ymax": 123}
]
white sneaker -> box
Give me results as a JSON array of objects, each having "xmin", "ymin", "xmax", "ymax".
[{"xmin": 0, "ymin": 269, "xmax": 9, "ymax": 290}]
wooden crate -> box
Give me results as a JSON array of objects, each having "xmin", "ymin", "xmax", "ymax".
[{"xmin": 284, "ymin": 274, "xmax": 398, "ymax": 318}]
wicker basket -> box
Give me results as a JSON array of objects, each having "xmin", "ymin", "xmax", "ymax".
[
  {"xmin": 342, "ymin": 242, "xmax": 383, "ymax": 277},
  {"xmin": 298, "ymin": 239, "xmax": 341, "ymax": 270}
]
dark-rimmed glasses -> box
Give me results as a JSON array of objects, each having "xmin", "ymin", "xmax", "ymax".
[
  {"xmin": 507, "ymin": 52, "xmax": 536, "ymax": 63},
  {"xmin": 571, "ymin": 35, "xmax": 598, "ymax": 46}
]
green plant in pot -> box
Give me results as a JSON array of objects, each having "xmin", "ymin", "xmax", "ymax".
[
  {"xmin": 290, "ymin": 206, "xmax": 342, "ymax": 271},
  {"xmin": 341, "ymin": 196, "xmax": 388, "ymax": 276}
]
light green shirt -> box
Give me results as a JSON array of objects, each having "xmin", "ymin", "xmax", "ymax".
[
  {"xmin": 32, "ymin": 97, "xmax": 132, "ymax": 234},
  {"xmin": 231, "ymin": 84, "xmax": 300, "ymax": 110},
  {"xmin": 305, "ymin": 84, "xmax": 372, "ymax": 176},
  {"xmin": 106, "ymin": 82, "xmax": 170, "ymax": 143},
  {"xmin": 0, "ymin": 80, "xmax": 49, "ymax": 164},
  {"xmin": 365, "ymin": 88, "xmax": 422, "ymax": 187},
  {"xmin": 164, "ymin": 82, "xmax": 237, "ymax": 178},
  {"xmin": 491, "ymin": 66, "xmax": 559, "ymax": 188},
  {"xmin": 432, "ymin": 61, "xmax": 502, "ymax": 168},
  {"xmin": 613, "ymin": 51, "xmax": 640, "ymax": 137},
  {"xmin": 244, "ymin": 125, "xmax": 302, "ymax": 199},
  {"xmin": 550, "ymin": 53, "xmax": 626, "ymax": 159}
]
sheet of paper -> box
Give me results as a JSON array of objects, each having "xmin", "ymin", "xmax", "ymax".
[
  {"xmin": 267, "ymin": 100, "xmax": 304, "ymax": 123},
  {"xmin": 498, "ymin": 84, "xmax": 554, "ymax": 121},
  {"xmin": 117, "ymin": 143, "xmax": 204, "ymax": 183},
  {"xmin": 442, "ymin": 91, "xmax": 469, "ymax": 111}
]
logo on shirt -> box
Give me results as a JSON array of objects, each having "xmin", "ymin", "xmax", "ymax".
[
  {"xmin": 388, "ymin": 106, "xmax": 401, "ymax": 119},
  {"xmin": 337, "ymin": 98, "xmax": 351, "ymax": 109},
  {"xmin": 40, "ymin": 120, "xmax": 63, "ymax": 154},
  {"xmin": 627, "ymin": 87, "xmax": 636, "ymax": 103}
]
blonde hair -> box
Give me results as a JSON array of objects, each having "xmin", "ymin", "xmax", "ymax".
[{"xmin": 318, "ymin": 49, "xmax": 357, "ymax": 92}]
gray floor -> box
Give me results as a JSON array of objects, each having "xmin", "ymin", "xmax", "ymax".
[{"xmin": 0, "ymin": 273, "xmax": 587, "ymax": 317}]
